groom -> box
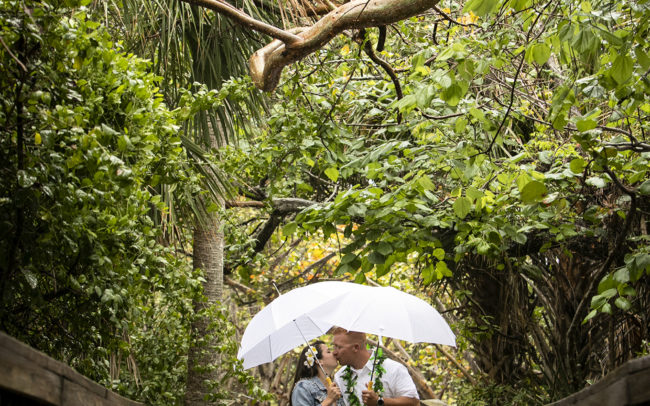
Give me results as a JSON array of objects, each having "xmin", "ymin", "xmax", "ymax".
[{"xmin": 331, "ymin": 327, "xmax": 419, "ymax": 406}]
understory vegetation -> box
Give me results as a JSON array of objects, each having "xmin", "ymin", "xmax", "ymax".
[{"xmin": 1, "ymin": 0, "xmax": 648, "ymax": 405}]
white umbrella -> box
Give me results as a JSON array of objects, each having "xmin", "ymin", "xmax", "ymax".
[
  {"xmin": 237, "ymin": 281, "xmax": 366, "ymax": 369},
  {"xmin": 309, "ymin": 284, "xmax": 456, "ymax": 346}
]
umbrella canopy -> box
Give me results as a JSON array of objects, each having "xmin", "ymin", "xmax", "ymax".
[
  {"xmin": 237, "ymin": 281, "xmax": 366, "ymax": 369},
  {"xmin": 309, "ymin": 284, "xmax": 456, "ymax": 346}
]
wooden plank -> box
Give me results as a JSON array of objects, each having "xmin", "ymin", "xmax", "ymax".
[
  {"xmin": 547, "ymin": 355, "xmax": 650, "ymax": 406},
  {"xmin": 105, "ymin": 389, "xmax": 145, "ymax": 406},
  {"xmin": 61, "ymin": 377, "xmax": 144, "ymax": 406},
  {"xmin": 0, "ymin": 334, "xmax": 106, "ymax": 399},
  {"xmin": 61, "ymin": 378, "xmax": 108, "ymax": 406},
  {"xmin": 0, "ymin": 332, "xmax": 143, "ymax": 406},
  {"xmin": 627, "ymin": 367, "xmax": 650, "ymax": 405},
  {"xmin": 0, "ymin": 344, "xmax": 61, "ymax": 405}
]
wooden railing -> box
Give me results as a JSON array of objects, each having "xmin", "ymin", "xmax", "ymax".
[
  {"xmin": 546, "ymin": 354, "xmax": 650, "ymax": 406},
  {"xmin": 0, "ymin": 332, "xmax": 142, "ymax": 406}
]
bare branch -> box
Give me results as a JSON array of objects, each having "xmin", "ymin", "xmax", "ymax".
[
  {"xmin": 249, "ymin": 0, "xmax": 441, "ymax": 91},
  {"xmin": 358, "ymin": 29, "xmax": 403, "ymax": 100},
  {"xmin": 0, "ymin": 35, "xmax": 27, "ymax": 72},
  {"xmin": 226, "ymin": 197, "xmax": 316, "ymax": 211},
  {"xmin": 433, "ymin": 5, "xmax": 479, "ymax": 28},
  {"xmin": 603, "ymin": 142, "xmax": 650, "ymax": 152},
  {"xmin": 180, "ymin": 0, "xmax": 303, "ymax": 44},
  {"xmin": 226, "ymin": 200, "xmax": 265, "ymax": 208}
]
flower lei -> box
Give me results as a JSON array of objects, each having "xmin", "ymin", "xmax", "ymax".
[
  {"xmin": 341, "ymin": 348, "xmax": 386, "ymax": 406},
  {"xmin": 341, "ymin": 366, "xmax": 361, "ymax": 406}
]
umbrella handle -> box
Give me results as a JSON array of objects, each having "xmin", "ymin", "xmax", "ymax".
[{"xmin": 368, "ymin": 334, "xmax": 383, "ymax": 389}]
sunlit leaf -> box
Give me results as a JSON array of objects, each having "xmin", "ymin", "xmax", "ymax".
[
  {"xmin": 531, "ymin": 43, "xmax": 551, "ymax": 65},
  {"xmin": 453, "ymin": 196, "xmax": 472, "ymax": 218},
  {"xmin": 464, "ymin": 0, "xmax": 497, "ymax": 17},
  {"xmin": 611, "ymin": 54, "xmax": 633, "ymax": 84},
  {"xmin": 520, "ymin": 181, "xmax": 547, "ymax": 204},
  {"xmin": 324, "ymin": 167, "xmax": 339, "ymax": 182}
]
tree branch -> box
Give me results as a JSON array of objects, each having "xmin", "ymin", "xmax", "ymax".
[
  {"xmin": 226, "ymin": 200, "xmax": 265, "ymax": 208},
  {"xmin": 180, "ymin": 0, "xmax": 303, "ymax": 44},
  {"xmin": 433, "ymin": 5, "xmax": 479, "ymax": 28},
  {"xmin": 226, "ymin": 197, "xmax": 316, "ymax": 211},
  {"xmin": 248, "ymin": 0, "xmax": 441, "ymax": 91},
  {"xmin": 359, "ymin": 29, "xmax": 403, "ymax": 100},
  {"xmin": 252, "ymin": 198, "xmax": 316, "ymax": 252}
]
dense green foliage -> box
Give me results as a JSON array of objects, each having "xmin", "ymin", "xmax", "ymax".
[
  {"xmin": 0, "ymin": 0, "xmax": 191, "ymax": 390},
  {"xmin": 0, "ymin": 2, "xmax": 267, "ymax": 404},
  {"xmin": 1, "ymin": 0, "xmax": 649, "ymax": 405},
  {"xmin": 222, "ymin": 0, "xmax": 650, "ymax": 403}
]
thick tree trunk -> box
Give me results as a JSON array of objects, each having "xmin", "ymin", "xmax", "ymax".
[{"xmin": 185, "ymin": 218, "xmax": 224, "ymax": 406}]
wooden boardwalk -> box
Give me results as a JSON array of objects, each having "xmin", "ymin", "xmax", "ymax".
[
  {"xmin": 547, "ymin": 355, "xmax": 650, "ymax": 406},
  {"xmin": 0, "ymin": 332, "xmax": 141, "ymax": 405},
  {"xmin": 2, "ymin": 329, "xmax": 649, "ymax": 405}
]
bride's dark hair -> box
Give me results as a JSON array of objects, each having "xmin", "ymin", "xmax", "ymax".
[{"xmin": 289, "ymin": 340, "xmax": 325, "ymax": 404}]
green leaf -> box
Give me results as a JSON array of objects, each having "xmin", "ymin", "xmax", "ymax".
[
  {"xmin": 432, "ymin": 248, "xmax": 445, "ymax": 260},
  {"xmin": 422, "ymin": 265, "xmax": 434, "ymax": 285},
  {"xmin": 418, "ymin": 175, "xmax": 436, "ymax": 191},
  {"xmin": 441, "ymin": 83, "xmax": 464, "ymax": 107},
  {"xmin": 520, "ymin": 181, "xmax": 547, "ymax": 204},
  {"xmin": 340, "ymin": 253, "xmax": 358, "ymax": 265},
  {"xmin": 569, "ymin": 158, "xmax": 586, "ymax": 174},
  {"xmin": 636, "ymin": 48, "xmax": 650, "ymax": 70},
  {"xmin": 582, "ymin": 309, "xmax": 598, "ymax": 324},
  {"xmin": 368, "ymin": 251, "xmax": 386, "ymax": 265},
  {"xmin": 324, "ymin": 167, "xmax": 339, "ymax": 182},
  {"xmin": 639, "ymin": 180, "xmax": 650, "ymax": 195},
  {"xmin": 613, "ymin": 267, "xmax": 630, "ymax": 284},
  {"xmin": 601, "ymin": 288, "xmax": 617, "ymax": 299},
  {"xmin": 572, "ymin": 28, "xmax": 599, "ymax": 55},
  {"xmin": 335, "ymin": 264, "xmax": 353, "ymax": 276},
  {"xmin": 611, "ymin": 54, "xmax": 633, "ymax": 84},
  {"xmin": 614, "ymin": 297, "xmax": 631, "ymax": 311},
  {"xmin": 376, "ymin": 242, "xmax": 393, "ymax": 256},
  {"xmin": 375, "ymin": 263, "xmax": 391, "ymax": 278},
  {"xmin": 552, "ymin": 111, "xmax": 568, "ymax": 130},
  {"xmin": 586, "ymin": 176, "xmax": 606, "ymax": 188},
  {"xmin": 416, "ymin": 85, "xmax": 435, "ymax": 108},
  {"xmin": 601, "ymin": 303, "xmax": 612, "ymax": 314},
  {"xmin": 466, "ymin": 186, "xmax": 484, "ymax": 202},
  {"xmin": 322, "ymin": 222, "xmax": 336, "ymax": 237},
  {"xmin": 531, "ymin": 43, "xmax": 551, "ymax": 65},
  {"xmin": 576, "ymin": 118, "xmax": 597, "ymax": 132},
  {"xmin": 17, "ymin": 170, "xmax": 37, "ymax": 188},
  {"xmin": 465, "ymin": 0, "xmax": 498, "ymax": 17},
  {"xmin": 539, "ymin": 150, "xmax": 553, "ymax": 164},
  {"xmin": 21, "ymin": 268, "xmax": 38, "ymax": 289},
  {"xmin": 392, "ymin": 94, "xmax": 417, "ymax": 113},
  {"xmin": 455, "ymin": 117, "xmax": 468, "ymax": 133},
  {"xmin": 476, "ymin": 239, "xmax": 491, "ymax": 255},
  {"xmin": 598, "ymin": 274, "xmax": 615, "ymax": 293},
  {"xmin": 436, "ymin": 261, "xmax": 452, "ymax": 277},
  {"xmin": 510, "ymin": 0, "xmax": 531, "ymax": 12},
  {"xmin": 348, "ymin": 203, "xmax": 367, "ymax": 217},
  {"xmin": 469, "ymin": 108, "xmax": 485, "ymax": 122},
  {"xmin": 453, "ymin": 196, "xmax": 472, "ymax": 218}
]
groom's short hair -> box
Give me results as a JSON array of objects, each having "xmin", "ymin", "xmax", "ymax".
[{"xmin": 330, "ymin": 327, "xmax": 366, "ymax": 345}]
